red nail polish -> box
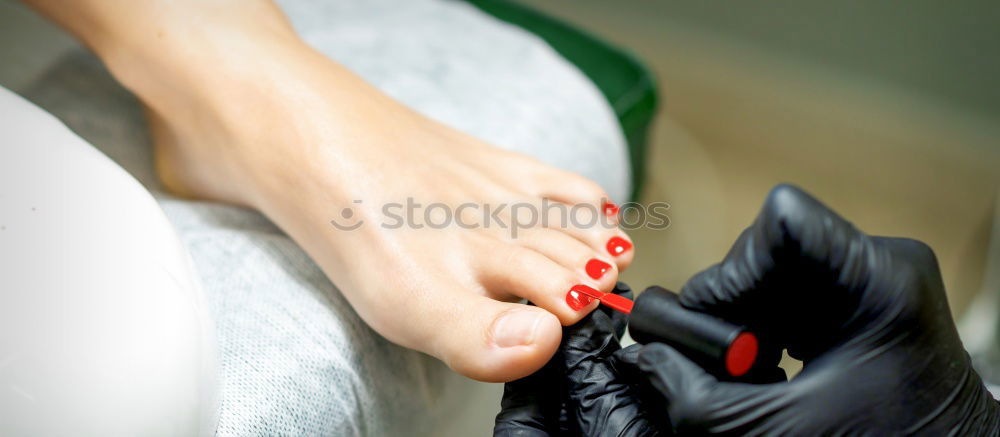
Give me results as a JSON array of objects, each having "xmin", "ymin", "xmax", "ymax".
[
  {"xmin": 603, "ymin": 201, "xmax": 620, "ymax": 217},
  {"xmin": 566, "ymin": 284, "xmax": 598, "ymax": 311},
  {"xmin": 585, "ymin": 259, "xmax": 611, "ymax": 280},
  {"xmin": 606, "ymin": 237, "xmax": 632, "ymax": 256}
]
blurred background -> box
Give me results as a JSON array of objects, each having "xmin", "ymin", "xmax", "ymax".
[{"xmin": 518, "ymin": 0, "xmax": 1000, "ymax": 318}]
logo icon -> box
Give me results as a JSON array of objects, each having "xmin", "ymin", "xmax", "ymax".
[{"xmin": 330, "ymin": 200, "xmax": 364, "ymax": 231}]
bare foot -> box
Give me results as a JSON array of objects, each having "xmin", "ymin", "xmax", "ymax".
[{"xmin": 108, "ymin": 20, "xmax": 634, "ymax": 382}]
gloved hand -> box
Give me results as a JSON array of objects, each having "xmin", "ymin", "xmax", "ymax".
[
  {"xmin": 636, "ymin": 184, "xmax": 1000, "ymax": 435},
  {"xmin": 494, "ymin": 184, "xmax": 1000, "ymax": 436},
  {"xmin": 493, "ymin": 283, "xmax": 662, "ymax": 436}
]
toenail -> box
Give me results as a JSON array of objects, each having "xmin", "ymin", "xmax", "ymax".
[
  {"xmin": 585, "ymin": 259, "xmax": 611, "ymax": 280},
  {"xmin": 566, "ymin": 284, "xmax": 599, "ymax": 311},
  {"xmin": 491, "ymin": 309, "xmax": 544, "ymax": 348},
  {"xmin": 606, "ymin": 237, "xmax": 633, "ymax": 256},
  {"xmin": 603, "ymin": 201, "xmax": 620, "ymax": 217}
]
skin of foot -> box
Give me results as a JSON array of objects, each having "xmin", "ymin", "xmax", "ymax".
[{"xmin": 25, "ymin": 0, "xmax": 635, "ymax": 382}]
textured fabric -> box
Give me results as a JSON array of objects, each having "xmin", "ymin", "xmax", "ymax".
[
  {"xmin": 5, "ymin": 0, "xmax": 630, "ymax": 434},
  {"xmin": 278, "ymin": 0, "xmax": 631, "ymax": 198}
]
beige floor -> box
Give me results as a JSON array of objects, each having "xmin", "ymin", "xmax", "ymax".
[{"xmin": 523, "ymin": 0, "xmax": 1000, "ymax": 317}]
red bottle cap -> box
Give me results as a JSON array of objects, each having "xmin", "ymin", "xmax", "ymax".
[{"xmin": 724, "ymin": 332, "xmax": 759, "ymax": 377}]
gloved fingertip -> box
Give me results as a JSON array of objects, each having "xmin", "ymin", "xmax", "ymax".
[
  {"xmin": 639, "ymin": 343, "xmax": 716, "ymax": 388},
  {"xmin": 612, "ymin": 281, "xmax": 634, "ymax": 299},
  {"xmin": 637, "ymin": 342, "xmax": 675, "ymax": 368},
  {"xmin": 613, "ymin": 343, "xmax": 641, "ymax": 365}
]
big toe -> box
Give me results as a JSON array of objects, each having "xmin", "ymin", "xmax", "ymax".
[
  {"xmin": 445, "ymin": 297, "xmax": 562, "ymax": 382},
  {"xmin": 376, "ymin": 286, "xmax": 562, "ymax": 382}
]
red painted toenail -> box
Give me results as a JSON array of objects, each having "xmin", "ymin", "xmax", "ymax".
[
  {"xmin": 566, "ymin": 285, "xmax": 598, "ymax": 311},
  {"xmin": 603, "ymin": 201, "xmax": 620, "ymax": 217},
  {"xmin": 585, "ymin": 259, "xmax": 611, "ymax": 280},
  {"xmin": 606, "ymin": 237, "xmax": 632, "ymax": 256}
]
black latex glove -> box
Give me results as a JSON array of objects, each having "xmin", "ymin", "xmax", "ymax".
[
  {"xmin": 494, "ymin": 283, "xmax": 662, "ymax": 436},
  {"xmin": 636, "ymin": 184, "xmax": 1000, "ymax": 435}
]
